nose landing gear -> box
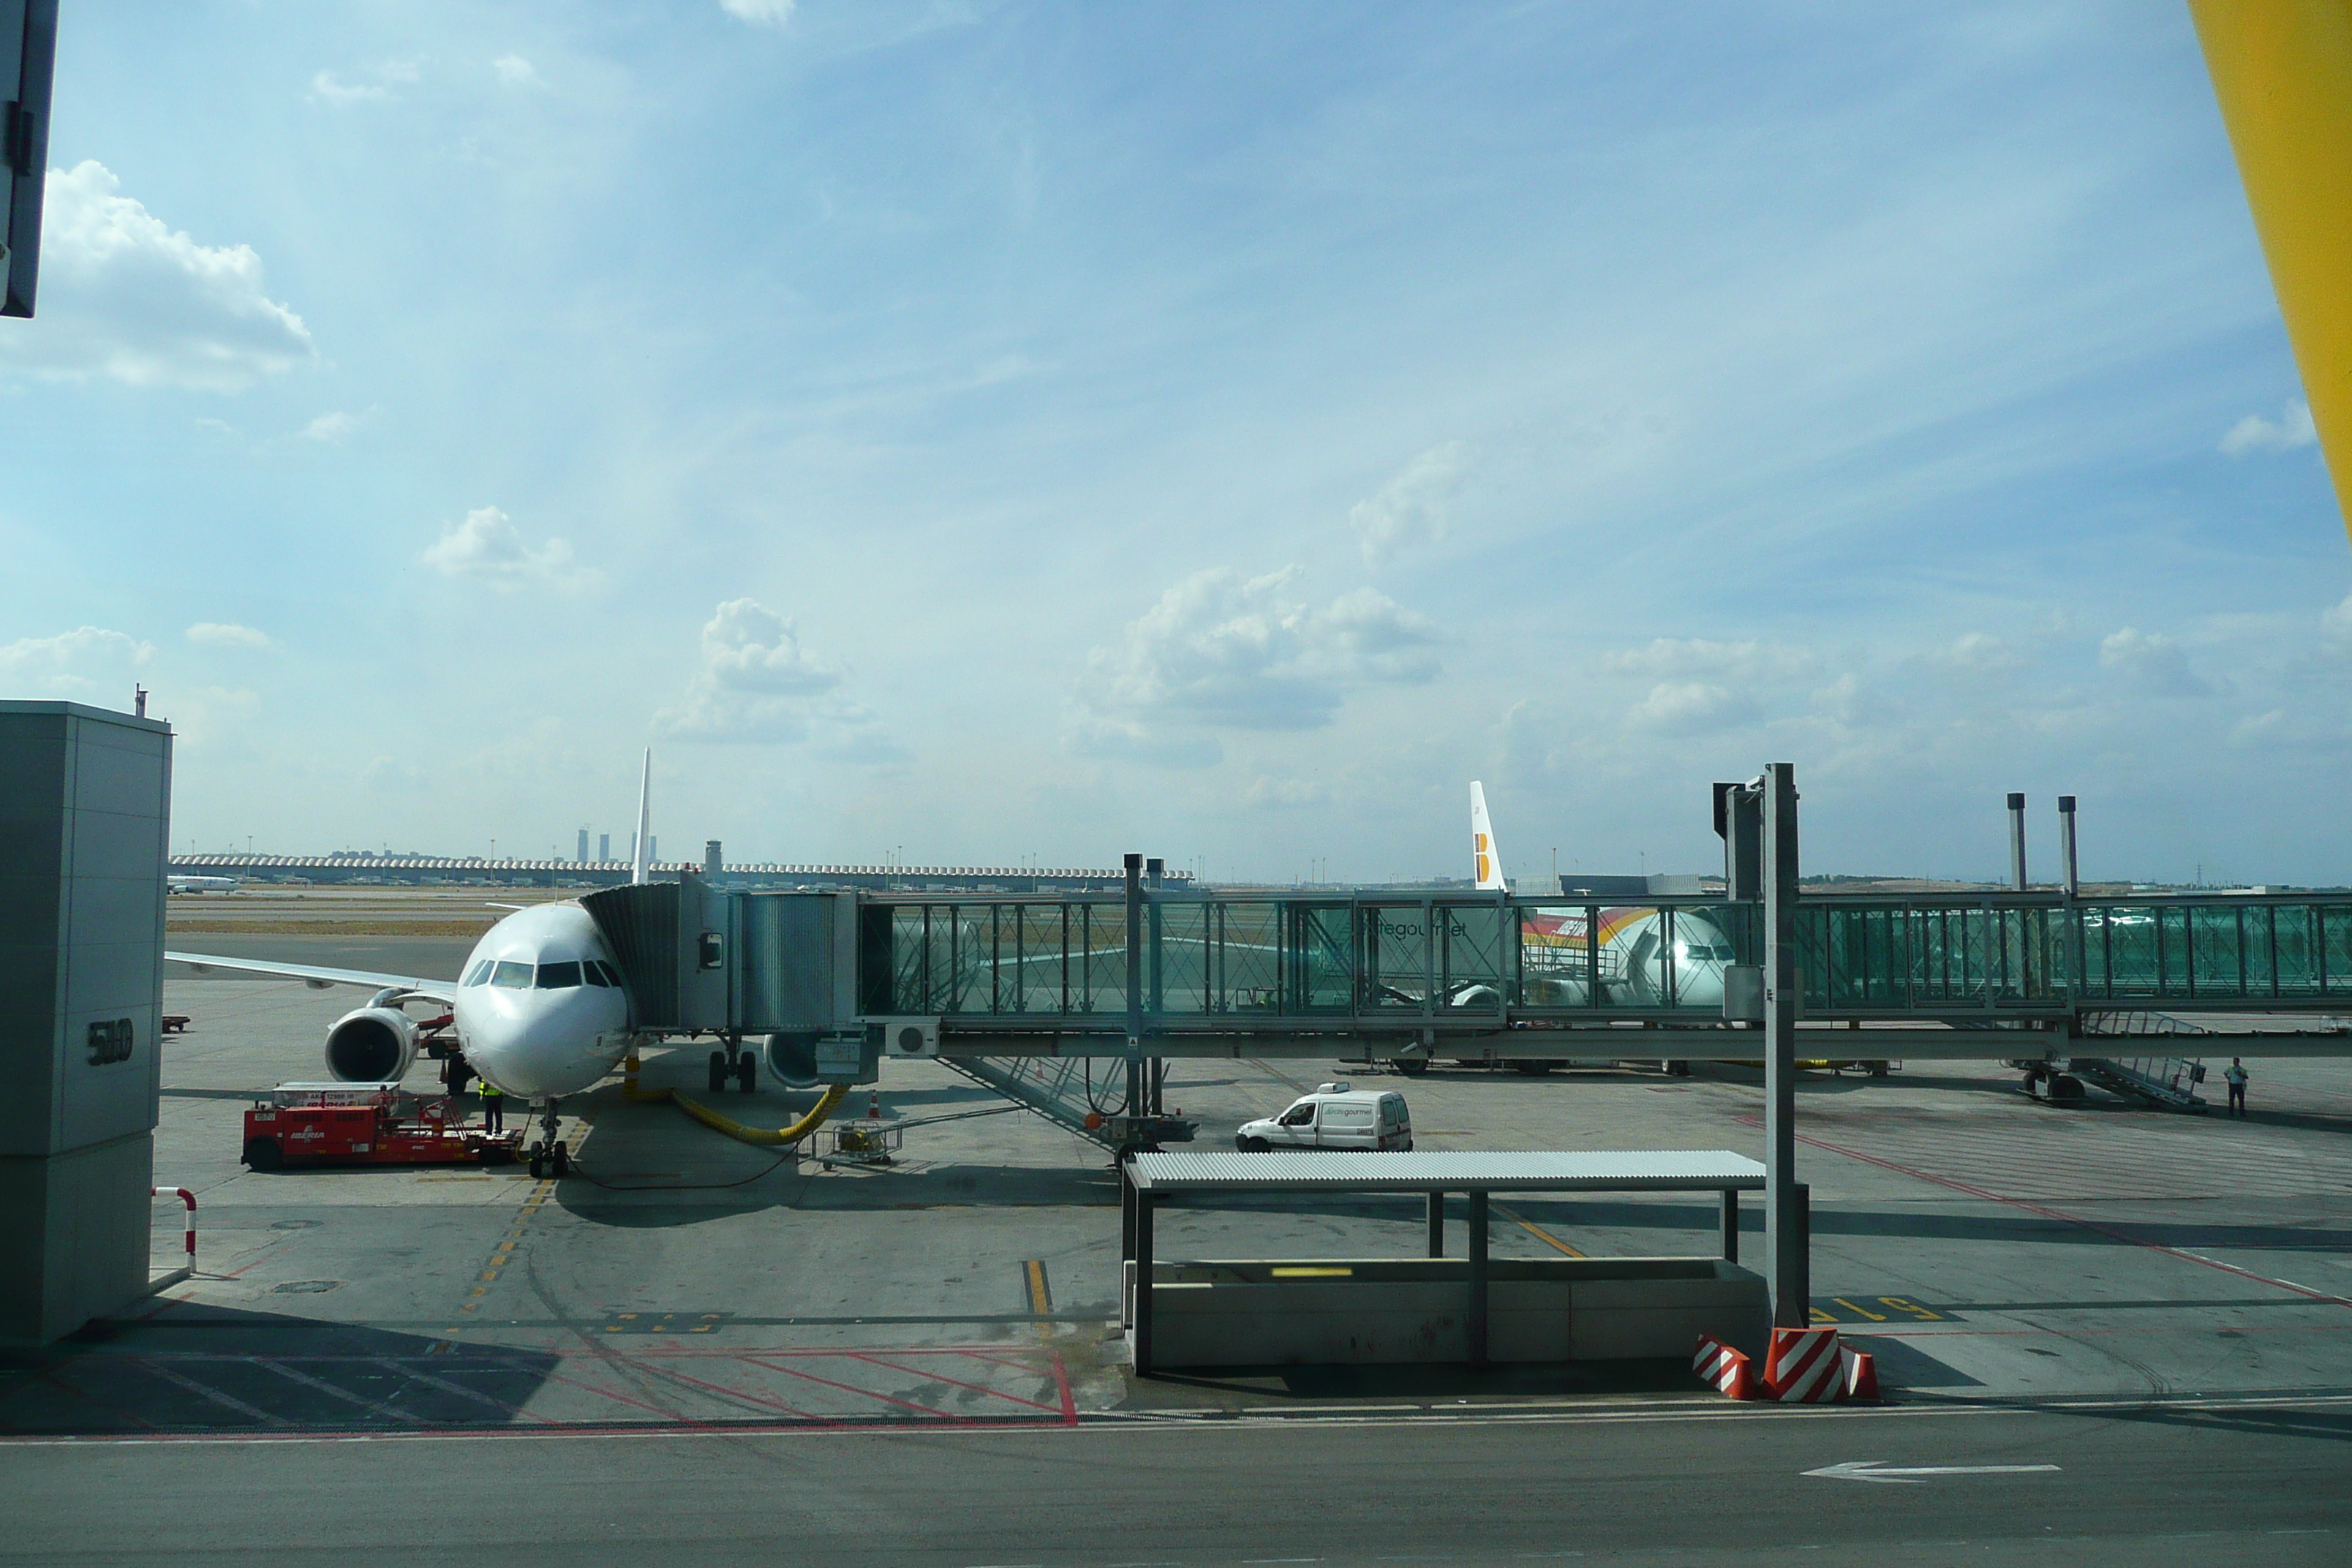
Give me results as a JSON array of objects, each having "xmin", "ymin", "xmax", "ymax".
[{"xmin": 526, "ymin": 1098, "xmax": 570, "ymax": 1180}]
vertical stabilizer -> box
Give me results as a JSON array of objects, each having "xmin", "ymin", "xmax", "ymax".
[
  {"xmin": 630, "ymin": 750, "xmax": 653, "ymax": 886},
  {"xmin": 1470, "ymin": 781, "xmax": 1509, "ymax": 892}
]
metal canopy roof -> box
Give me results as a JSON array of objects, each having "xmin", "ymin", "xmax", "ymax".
[{"xmin": 1126, "ymin": 1149, "xmax": 1764, "ymax": 1194}]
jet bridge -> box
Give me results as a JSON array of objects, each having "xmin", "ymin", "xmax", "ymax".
[{"xmin": 583, "ymin": 875, "xmax": 2352, "ymax": 1090}]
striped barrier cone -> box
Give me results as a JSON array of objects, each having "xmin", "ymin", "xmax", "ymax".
[
  {"xmin": 1840, "ymin": 1346, "xmax": 1880, "ymax": 1402},
  {"xmin": 1763, "ymin": 1326, "xmax": 1844, "ymax": 1403},
  {"xmin": 1692, "ymin": 1333, "xmax": 1754, "ymax": 1400}
]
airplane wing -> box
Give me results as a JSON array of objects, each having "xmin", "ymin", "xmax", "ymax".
[{"xmin": 166, "ymin": 951, "xmax": 457, "ymax": 1003}]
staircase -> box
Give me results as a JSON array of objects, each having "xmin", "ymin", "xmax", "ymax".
[
  {"xmin": 933, "ymin": 1055, "xmax": 1131, "ymax": 1151},
  {"xmin": 2070, "ymin": 1013, "xmax": 2209, "ymax": 1111}
]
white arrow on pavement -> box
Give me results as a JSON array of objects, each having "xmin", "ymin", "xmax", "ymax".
[{"xmin": 1803, "ymin": 1460, "xmax": 2063, "ymax": 1485}]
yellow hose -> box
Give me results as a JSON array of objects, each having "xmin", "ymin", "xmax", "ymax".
[{"xmin": 622, "ymin": 1055, "xmax": 849, "ymax": 1148}]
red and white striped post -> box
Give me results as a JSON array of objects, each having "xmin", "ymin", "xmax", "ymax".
[
  {"xmin": 154, "ymin": 1186, "xmax": 195, "ymax": 1269},
  {"xmin": 1763, "ymin": 1326, "xmax": 1844, "ymax": 1402}
]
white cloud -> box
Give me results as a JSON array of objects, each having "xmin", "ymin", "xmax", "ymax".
[
  {"xmin": 2099, "ymin": 627, "xmax": 2215, "ymax": 697},
  {"xmin": 492, "ymin": 55, "xmax": 543, "ymax": 88},
  {"xmin": 720, "ymin": 0, "xmax": 797, "ymax": 25},
  {"xmin": 0, "ymin": 627, "xmax": 155, "ymax": 698},
  {"xmin": 1626, "ymin": 680, "xmax": 1748, "ymax": 734},
  {"xmin": 418, "ymin": 506, "xmax": 596, "ymax": 591},
  {"xmin": 1350, "ymin": 441, "xmax": 1469, "ymax": 566},
  {"xmin": 186, "ymin": 622, "xmax": 273, "ymax": 650},
  {"xmin": 299, "ymin": 410, "xmax": 363, "ymax": 444},
  {"xmin": 2322, "ymin": 595, "xmax": 2352, "ymax": 648},
  {"xmin": 0, "ymin": 162, "xmax": 314, "ymax": 391},
  {"xmin": 656, "ymin": 600, "xmax": 892, "ymax": 753},
  {"xmin": 1077, "ymin": 567, "xmax": 1442, "ymax": 753},
  {"xmin": 1604, "ymin": 637, "xmax": 1817, "ymax": 682},
  {"xmin": 1934, "ymin": 631, "xmax": 2029, "ymax": 674},
  {"xmin": 2220, "ymin": 399, "xmax": 2318, "ymax": 456},
  {"xmin": 309, "ymin": 59, "xmax": 421, "ymax": 107}
]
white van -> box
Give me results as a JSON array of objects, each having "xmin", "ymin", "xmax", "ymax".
[{"xmin": 1235, "ymin": 1082, "xmax": 1412, "ymax": 1152}]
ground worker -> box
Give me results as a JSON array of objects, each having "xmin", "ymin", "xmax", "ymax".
[
  {"xmin": 480, "ymin": 1079, "xmax": 505, "ymax": 1133},
  {"xmin": 2225, "ymin": 1058, "xmax": 2249, "ymax": 1118}
]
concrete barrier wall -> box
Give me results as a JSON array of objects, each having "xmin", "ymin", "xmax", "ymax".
[{"xmin": 1126, "ymin": 1256, "xmax": 1767, "ymax": 1369}]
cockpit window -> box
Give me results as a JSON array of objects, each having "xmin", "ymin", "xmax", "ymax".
[
  {"xmin": 463, "ymin": 960, "xmax": 494, "ymax": 987},
  {"xmin": 595, "ymin": 960, "xmax": 625, "ymax": 987},
  {"xmin": 491, "ymin": 960, "xmax": 534, "ymax": 988},
  {"xmin": 536, "ymin": 961, "xmax": 582, "ymax": 990},
  {"xmin": 582, "ymin": 960, "xmax": 614, "ymax": 987}
]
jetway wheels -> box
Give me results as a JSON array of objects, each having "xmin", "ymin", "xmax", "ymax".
[{"xmin": 709, "ymin": 1048, "xmax": 758, "ymax": 1093}]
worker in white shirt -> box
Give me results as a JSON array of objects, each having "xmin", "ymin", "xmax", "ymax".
[{"xmin": 2224, "ymin": 1058, "xmax": 2249, "ymax": 1118}]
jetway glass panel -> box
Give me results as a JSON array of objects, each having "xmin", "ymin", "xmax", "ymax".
[{"xmin": 853, "ymin": 892, "xmax": 2352, "ymax": 1025}]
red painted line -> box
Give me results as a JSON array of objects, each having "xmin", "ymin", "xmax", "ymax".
[
  {"xmin": 946, "ymin": 1346, "xmax": 1064, "ymax": 1376},
  {"xmin": 459, "ymin": 1357, "xmax": 695, "ymax": 1425},
  {"xmin": 623, "ymin": 1360, "xmax": 825, "ymax": 1422},
  {"xmin": 1052, "ymin": 1352, "xmax": 1078, "ymax": 1425},
  {"xmin": 1790, "ymin": 1127, "xmax": 2352, "ymax": 1311},
  {"xmin": 737, "ymin": 1354, "xmax": 990, "ymax": 1424},
  {"xmin": 840, "ymin": 1352, "xmax": 1066, "ymax": 1415}
]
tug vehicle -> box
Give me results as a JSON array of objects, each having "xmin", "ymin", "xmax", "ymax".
[{"xmin": 241, "ymin": 1082, "xmax": 521, "ymax": 1171}]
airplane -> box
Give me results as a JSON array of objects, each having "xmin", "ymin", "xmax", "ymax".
[
  {"xmin": 165, "ymin": 750, "xmax": 724, "ymax": 1180},
  {"xmin": 1469, "ymin": 778, "xmax": 1737, "ymax": 1015},
  {"xmin": 167, "ymin": 874, "xmax": 242, "ymax": 894}
]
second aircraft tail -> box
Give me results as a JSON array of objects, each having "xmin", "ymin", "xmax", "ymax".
[{"xmin": 1470, "ymin": 780, "xmax": 1508, "ymax": 892}]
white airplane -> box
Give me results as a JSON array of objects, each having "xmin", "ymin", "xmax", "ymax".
[
  {"xmin": 1469, "ymin": 780, "xmax": 1736, "ymax": 1011},
  {"xmin": 167, "ymin": 751, "xmax": 681, "ymax": 1179},
  {"xmin": 167, "ymin": 874, "xmax": 242, "ymax": 894}
]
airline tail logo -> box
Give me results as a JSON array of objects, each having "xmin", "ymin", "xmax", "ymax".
[{"xmin": 1470, "ymin": 781, "xmax": 1508, "ymax": 892}]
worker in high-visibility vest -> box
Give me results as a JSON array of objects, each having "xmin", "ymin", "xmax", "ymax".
[{"xmin": 480, "ymin": 1079, "xmax": 505, "ymax": 1134}]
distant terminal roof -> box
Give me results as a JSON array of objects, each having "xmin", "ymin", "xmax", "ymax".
[
  {"xmin": 167, "ymin": 854, "xmax": 1175, "ymax": 892},
  {"xmin": 1126, "ymin": 1150, "xmax": 1765, "ymax": 1195}
]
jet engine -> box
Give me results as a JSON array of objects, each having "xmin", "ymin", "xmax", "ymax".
[
  {"xmin": 763, "ymin": 1031, "xmax": 821, "ymax": 1090},
  {"xmin": 325, "ymin": 1006, "xmax": 419, "ymax": 1083}
]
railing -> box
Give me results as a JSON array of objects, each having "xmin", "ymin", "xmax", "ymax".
[{"xmin": 858, "ymin": 890, "xmax": 2352, "ymax": 1025}]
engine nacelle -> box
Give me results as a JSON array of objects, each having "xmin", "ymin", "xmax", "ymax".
[
  {"xmin": 763, "ymin": 1031, "xmax": 821, "ymax": 1090},
  {"xmin": 325, "ymin": 1007, "xmax": 418, "ymax": 1083}
]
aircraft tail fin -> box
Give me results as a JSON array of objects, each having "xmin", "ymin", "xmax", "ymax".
[
  {"xmin": 1471, "ymin": 780, "xmax": 1509, "ymax": 892},
  {"xmin": 630, "ymin": 750, "xmax": 652, "ymax": 886}
]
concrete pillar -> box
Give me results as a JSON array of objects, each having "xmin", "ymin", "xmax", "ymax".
[
  {"xmin": 1721, "ymin": 1190, "xmax": 1741, "ymax": 1263},
  {"xmin": 1133, "ymin": 1187, "xmax": 1155, "ymax": 1378},
  {"xmin": 1467, "ymin": 1191, "xmax": 1490, "ymax": 1368},
  {"xmin": 0, "ymin": 701, "xmax": 172, "ymax": 1346},
  {"xmin": 1428, "ymin": 1191, "xmax": 1445, "ymax": 1257},
  {"xmin": 1762, "ymin": 763, "xmax": 1806, "ymax": 1328}
]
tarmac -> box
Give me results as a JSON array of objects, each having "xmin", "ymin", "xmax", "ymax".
[{"xmin": 6, "ymin": 921, "xmax": 2352, "ymax": 1561}]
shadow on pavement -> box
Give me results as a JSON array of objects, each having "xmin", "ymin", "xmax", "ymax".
[{"xmin": 0, "ymin": 1302, "xmax": 562, "ymax": 1435}]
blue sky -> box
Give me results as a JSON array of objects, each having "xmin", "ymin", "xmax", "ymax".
[{"xmin": 1, "ymin": 1, "xmax": 2342, "ymax": 885}]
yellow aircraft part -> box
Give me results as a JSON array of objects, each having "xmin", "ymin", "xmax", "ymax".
[
  {"xmin": 2190, "ymin": 0, "xmax": 2352, "ymax": 539},
  {"xmin": 622, "ymin": 1054, "xmax": 848, "ymax": 1147}
]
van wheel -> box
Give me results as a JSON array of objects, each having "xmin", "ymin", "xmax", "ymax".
[
  {"xmin": 242, "ymin": 1137, "xmax": 282, "ymax": 1172},
  {"xmin": 1237, "ymin": 1137, "xmax": 1270, "ymax": 1153}
]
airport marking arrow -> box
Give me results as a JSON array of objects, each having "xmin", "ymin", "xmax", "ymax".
[{"xmin": 1803, "ymin": 1460, "xmax": 2062, "ymax": 1485}]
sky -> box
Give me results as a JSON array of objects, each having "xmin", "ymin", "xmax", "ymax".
[{"xmin": 1, "ymin": 1, "xmax": 2345, "ymax": 887}]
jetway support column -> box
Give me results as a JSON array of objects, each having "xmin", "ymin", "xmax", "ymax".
[
  {"xmin": 1762, "ymin": 763, "xmax": 1806, "ymax": 1328},
  {"xmin": 1466, "ymin": 1192, "xmax": 1490, "ymax": 1369},
  {"xmin": 1428, "ymin": 1192, "xmax": 1444, "ymax": 1257},
  {"xmin": 1124, "ymin": 853, "xmax": 1143, "ymax": 1117}
]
